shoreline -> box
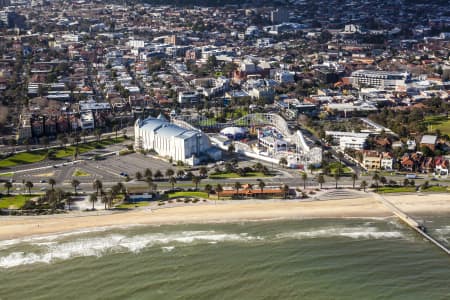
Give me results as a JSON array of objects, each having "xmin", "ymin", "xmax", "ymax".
[{"xmin": 1, "ymin": 193, "xmax": 450, "ymax": 241}]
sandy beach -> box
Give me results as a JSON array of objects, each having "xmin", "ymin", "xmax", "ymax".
[{"xmin": 0, "ymin": 193, "xmax": 450, "ymax": 240}]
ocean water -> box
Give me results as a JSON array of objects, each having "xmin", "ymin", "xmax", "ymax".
[{"xmin": 0, "ymin": 217, "xmax": 449, "ymax": 300}]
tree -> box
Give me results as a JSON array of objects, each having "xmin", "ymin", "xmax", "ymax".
[
  {"xmin": 334, "ymin": 173, "xmax": 340, "ymax": 189},
  {"xmin": 177, "ymin": 169, "xmax": 185, "ymax": 178},
  {"xmin": 380, "ymin": 176, "xmax": 387, "ymax": 186},
  {"xmin": 301, "ymin": 173, "xmax": 308, "ymax": 189},
  {"xmin": 199, "ymin": 166, "xmax": 208, "ymax": 177},
  {"xmin": 165, "ymin": 169, "xmax": 174, "ymax": 178},
  {"xmin": 135, "ymin": 171, "xmax": 143, "ymax": 181},
  {"xmin": 372, "ymin": 172, "xmax": 380, "ymax": 191},
  {"xmin": 25, "ymin": 181, "xmax": 33, "ymax": 196},
  {"xmin": 317, "ymin": 174, "xmax": 325, "ymax": 189},
  {"xmin": 227, "ymin": 143, "xmax": 235, "ymax": 155},
  {"xmin": 192, "ymin": 176, "xmax": 201, "ymax": 191},
  {"xmin": 93, "ymin": 179, "xmax": 103, "ymax": 195},
  {"xmin": 113, "ymin": 124, "xmax": 119, "ymax": 142},
  {"xmin": 216, "ymin": 184, "xmax": 223, "ymax": 200},
  {"xmin": 94, "ymin": 129, "xmax": 102, "ymax": 142},
  {"xmin": 258, "ymin": 180, "xmax": 266, "ymax": 194},
  {"xmin": 281, "ymin": 184, "xmax": 290, "ymax": 199},
  {"xmin": 146, "ymin": 177, "xmax": 155, "ymax": 192},
  {"xmin": 71, "ymin": 179, "xmax": 80, "ymax": 195},
  {"xmin": 89, "ymin": 193, "xmax": 97, "ymax": 210},
  {"xmin": 144, "ymin": 168, "xmax": 152, "ymax": 179},
  {"xmin": 154, "ymin": 170, "xmax": 163, "ymax": 180},
  {"xmin": 204, "ymin": 184, "xmax": 212, "ymax": 197},
  {"xmin": 351, "ymin": 173, "xmax": 358, "ymax": 189},
  {"xmin": 168, "ymin": 176, "xmax": 177, "ymax": 190},
  {"xmin": 48, "ymin": 178, "xmax": 56, "ymax": 191},
  {"xmin": 3, "ymin": 181, "xmax": 12, "ymax": 195},
  {"xmin": 360, "ymin": 180, "xmax": 368, "ymax": 192},
  {"xmin": 100, "ymin": 189, "xmax": 108, "ymax": 210},
  {"xmin": 234, "ymin": 181, "xmax": 242, "ymax": 198},
  {"xmin": 279, "ymin": 157, "xmax": 288, "ymax": 168}
]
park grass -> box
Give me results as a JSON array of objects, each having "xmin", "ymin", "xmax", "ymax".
[
  {"xmin": 73, "ymin": 169, "xmax": 90, "ymax": 177},
  {"xmin": 0, "ymin": 138, "xmax": 126, "ymax": 169},
  {"xmin": 209, "ymin": 172, "xmax": 271, "ymax": 179},
  {"xmin": 377, "ymin": 186, "xmax": 417, "ymax": 193},
  {"xmin": 115, "ymin": 201, "xmax": 151, "ymax": 209},
  {"xmin": 0, "ymin": 150, "xmax": 48, "ymax": 168},
  {"xmin": 0, "ymin": 194, "xmax": 32, "ymax": 209},
  {"xmin": 168, "ymin": 191, "xmax": 209, "ymax": 199},
  {"xmin": 328, "ymin": 162, "xmax": 352, "ymax": 175},
  {"xmin": 421, "ymin": 186, "xmax": 450, "ymax": 193},
  {"xmin": 423, "ymin": 115, "xmax": 450, "ymax": 135},
  {"xmin": 0, "ymin": 172, "xmax": 14, "ymax": 177}
]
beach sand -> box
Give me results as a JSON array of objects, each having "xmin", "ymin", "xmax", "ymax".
[{"xmin": 0, "ymin": 193, "xmax": 449, "ymax": 240}]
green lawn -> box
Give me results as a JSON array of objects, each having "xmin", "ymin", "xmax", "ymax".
[
  {"xmin": 421, "ymin": 186, "xmax": 449, "ymax": 193},
  {"xmin": 0, "ymin": 172, "xmax": 14, "ymax": 177},
  {"xmin": 209, "ymin": 172, "xmax": 271, "ymax": 179},
  {"xmin": 377, "ymin": 186, "xmax": 417, "ymax": 193},
  {"xmin": 73, "ymin": 169, "xmax": 90, "ymax": 177},
  {"xmin": 0, "ymin": 150, "xmax": 48, "ymax": 168},
  {"xmin": 423, "ymin": 115, "xmax": 450, "ymax": 135},
  {"xmin": 327, "ymin": 162, "xmax": 352, "ymax": 175},
  {"xmin": 167, "ymin": 191, "xmax": 209, "ymax": 199},
  {"xmin": 0, "ymin": 194, "xmax": 32, "ymax": 209},
  {"xmin": 0, "ymin": 138, "xmax": 126, "ymax": 169}
]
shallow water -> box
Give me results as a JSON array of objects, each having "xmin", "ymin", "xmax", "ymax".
[{"xmin": 0, "ymin": 217, "xmax": 449, "ymax": 299}]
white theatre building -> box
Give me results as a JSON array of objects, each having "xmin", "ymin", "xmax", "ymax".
[{"xmin": 134, "ymin": 115, "xmax": 220, "ymax": 165}]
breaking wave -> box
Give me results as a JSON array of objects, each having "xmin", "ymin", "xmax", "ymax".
[
  {"xmin": 0, "ymin": 231, "xmax": 258, "ymax": 268},
  {"xmin": 276, "ymin": 226, "xmax": 404, "ymax": 240}
]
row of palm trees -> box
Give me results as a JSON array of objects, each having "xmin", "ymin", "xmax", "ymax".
[
  {"xmin": 135, "ymin": 166, "xmax": 209, "ymax": 182},
  {"xmin": 89, "ymin": 179, "xmax": 126, "ymax": 210}
]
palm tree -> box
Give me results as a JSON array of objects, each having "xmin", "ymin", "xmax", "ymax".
[
  {"xmin": 72, "ymin": 147, "xmax": 79, "ymax": 161},
  {"xmin": 279, "ymin": 157, "xmax": 288, "ymax": 168},
  {"xmin": 25, "ymin": 181, "xmax": 33, "ymax": 196},
  {"xmin": 199, "ymin": 166, "xmax": 208, "ymax": 177},
  {"xmin": 100, "ymin": 189, "xmax": 108, "ymax": 210},
  {"xmin": 71, "ymin": 179, "xmax": 80, "ymax": 195},
  {"xmin": 216, "ymin": 184, "xmax": 223, "ymax": 200},
  {"xmin": 317, "ymin": 174, "xmax": 325, "ymax": 189},
  {"xmin": 177, "ymin": 169, "xmax": 185, "ymax": 178},
  {"xmin": 234, "ymin": 181, "xmax": 242, "ymax": 198},
  {"xmin": 146, "ymin": 177, "xmax": 155, "ymax": 192},
  {"xmin": 372, "ymin": 172, "xmax": 380, "ymax": 191},
  {"xmin": 204, "ymin": 184, "xmax": 212, "ymax": 198},
  {"xmin": 165, "ymin": 168, "xmax": 174, "ymax": 178},
  {"xmin": 334, "ymin": 173, "xmax": 340, "ymax": 189},
  {"xmin": 351, "ymin": 173, "xmax": 358, "ymax": 189},
  {"xmin": 48, "ymin": 178, "xmax": 56, "ymax": 191},
  {"xmin": 93, "ymin": 179, "xmax": 103, "ymax": 195},
  {"xmin": 258, "ymin": 180, "xmax": 266, "ymax": 194},
  {"xmin": 168, "ymin": 176, "xmax": 177, "ymax": 190},
  {"xmin": 301, "ymin": 173, "xmax": 308, "ymax": 189},
  {"xmin": 227, "ymin": 143, "xmax": 235, "ymax": 155},
  {"xmin": 113, "ymin": 124, "xmax": 119, "ymax": 142},
  {"xmin": 94, "ymin": 129, "xmax": 102, "ymax": 142},
  {"xmin": 144, "ymin": 168, "xmax": 152, "ymax": 179},
  {"xmin": 135, "ymin": 171, "xmax": 143, "ymax": 181},
  {"xmin": 380, "ymin": 176, "xmax": 387, "ymax": 186},
  {"xmin": 3, "ymin": 181, "xmax": 12, "ymax": 195},
  {"xmin": 89, "ymin": 193, "xmax": 97, "ymax": 210},
  {"xmin": 281, "ymin": 184, "xmax": 290, "ymax": 199},
  {"xmin": 247, "ymin": 183, "xmax": 253, "ymax": 197},
  {"xmin": 192, "ymin": 176, "xmax": 201, "ymax": 191},
  {"xmin": 360, "ymin": 180, "xmax": 368, "ymax": 192}
]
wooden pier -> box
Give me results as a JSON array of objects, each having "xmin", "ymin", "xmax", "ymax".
[{"xmin": 373, "ymin": 193, "xmax": 450, "ymax": 256}]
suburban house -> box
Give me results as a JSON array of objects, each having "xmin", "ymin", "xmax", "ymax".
[
  {"xmin": 420, "ymin": 135, "xmax": 437, "ymax": 151},
  {"xmin": 363, "ymin": 150, "xmax": 381, "ymax": 170}
]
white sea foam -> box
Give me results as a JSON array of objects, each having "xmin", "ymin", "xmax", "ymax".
[
  {"xmin": 276, "ymin": 226, "xmax": 404, "ymax": 240},
  {"xmin": 0, "ymin": 231, "xmax": 256, "ymax": 268},
  {"xmin": 161, "ymin": 246, "xmax": 175, "ymax": 252}
]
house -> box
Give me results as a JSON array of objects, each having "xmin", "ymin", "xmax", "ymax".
[
  {"xmin": 381, "ymin": 152, "xmax": 394, "ymax": 171},
  {"xmin": 400, "ymin": 154, "xmax": 415, "ymax": 171},
  {"xmin": 434, "ymin": 157, "xmax": 449, "ymax": 176},
  {"xmin": 363, "ymin": 150, "xmax": 381, "ymax": 170},
  {"xmin": 420, "ymin": 135, "xmax": 437, "ymax": 151}
]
